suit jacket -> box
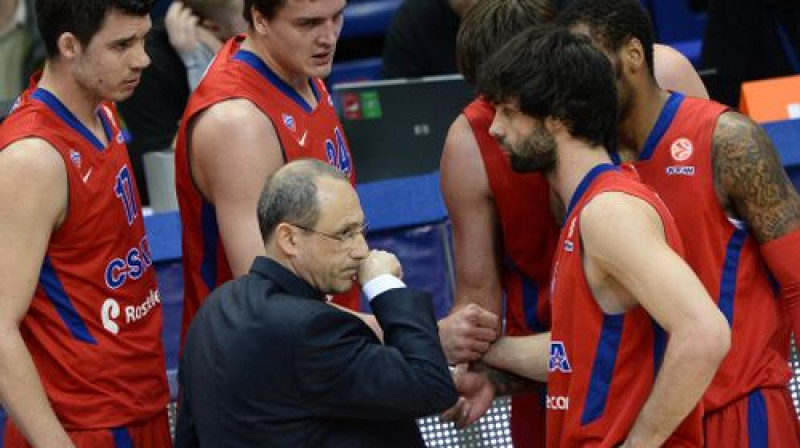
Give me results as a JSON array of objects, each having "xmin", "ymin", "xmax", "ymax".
[{"xmin": 175, "ymin": 256, "xmax": 457, "ymax": 447}]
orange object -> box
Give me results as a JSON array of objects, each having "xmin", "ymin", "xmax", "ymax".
[{"xmin": 740, "ymin": 74, "xmax": 800, "ymax": 123}]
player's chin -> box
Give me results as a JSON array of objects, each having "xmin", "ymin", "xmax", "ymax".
[
  {"xmin": 307, "ymin": 60, "xmax": 333, "ymax": 79},
  {"xmin": 110, "ymin": 87, "xmax": 137, "ymax": 103}
]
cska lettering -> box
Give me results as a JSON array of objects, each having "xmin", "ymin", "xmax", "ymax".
[{"xmin": 104, "ymin": 236, "xmax": 153, "ymax": 289}]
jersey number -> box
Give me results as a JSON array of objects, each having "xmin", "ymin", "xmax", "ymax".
[
  {"xmin": 114, "ymin": 165, "xmax": 138, "ymax": 225},
  {"xmin": 325, "ymin": 127, "xmax": 352, "ymax": 177}
]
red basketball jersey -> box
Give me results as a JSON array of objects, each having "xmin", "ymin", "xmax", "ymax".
[
  {"xmin": 464, "ymin": 98, "xmax": 558, "ymax": 335},
  {"xmin": 175, "ymin": 36, "xmax": 359, "ymax": 345},
  {"xmin": 0, "ymin": 79, "xmax": 169, "ymax": 429},
  {"xmin": 625, "ymin": 93, "xmax": 791, "ymax": 412},
  {"xmin": 547, "ymin": 164, "xmax": 702, "ymax": 447},
  {"xmin": 464, "ymin": 98, "xmax": 560, "ymax": 447}
]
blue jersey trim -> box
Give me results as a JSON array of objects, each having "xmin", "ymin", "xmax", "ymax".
[
  {"xmin": 651, "ymin": 318, "xmax": 667, "ymax": 379},
  {"xmin": 747, "ymin": 389, "xmax": 769, "ymax": 448},
  {"xmin": 639, "ymin": 92, "xmax": 684, "ymax": 161},
  {"xmin": 719, "ymin": 228, "xmax": 747, "ymax": 325},
  {"xmin": 200, "ymin": 201, "xmax": 220, "ymax": 291},
  {"xmin": 30, "ymin": 89, "xmax": 112, "ymax": 152},
  {"xmin": 521, "ymin": 275, "xmax": 546, "ymax": 333},
  {"xmin": 111, "ymin": 426, "xmax": 134, "ymax": 448},
  {"xmin": 0, "ymin": 406, "xmax": 5, "ymax": 447},
  {"xmin": 581, "ymin": 313, "xmax": 624, "ymax": 425},
  {"xmin": 232, "ymin": 50, "xmax": 319, "ymax": 113},
  {"xmin": 564, "ymin": 163, "xmax": 618, "ymax": 225},
  {"xmin": 39, "ymin": 257, "xmax": 97, "ymax": 345}
]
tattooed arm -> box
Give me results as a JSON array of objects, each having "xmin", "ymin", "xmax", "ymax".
[
  {"xmin": 712, "ymin": 111, "xmax": 800, "ymax": 242},
  {"xmin": 712, "ymin": 111, "xmax": 800, "ymax": 341}
]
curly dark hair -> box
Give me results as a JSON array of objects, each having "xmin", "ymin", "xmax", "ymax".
[
  {"xmin": 476, "ymin": 25, "xmax": 618, "ymax": 151},
  {"xmin": 557, "ymin": 0, "xmax": 655, "ymax": 76}
]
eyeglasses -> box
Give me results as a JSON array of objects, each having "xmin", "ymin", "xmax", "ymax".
[{"xmin": 291, "ymin": 222, "xmax": 369, "ymax": 248}]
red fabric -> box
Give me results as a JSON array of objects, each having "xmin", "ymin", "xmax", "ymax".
[
  {"xmin": 547, "ymin": 166, "xmax": 701, "ymax": 447},
  {"xmin": 175, "ymin": 35, "xmax": 359, "ymax": 348},
  {"xmin": 464, "ymin": 98, "xmax": 558, "ymax": 448},
  {"xmin": 0, "ymin": 77, "xmax": 168, "ymax": 429},
  {"xmin": 761, "ymin": 229, "xmax": 800, "ymax": 345},
  {"xmin": 629, "ymin": 93, "xmax": 791, "ymax": 413},
  {"xmin": 4, "ymin": 410, "xmax": 171, "ymax": 447},
  {"xmin": 703, "ymin": 387, "xmax": 800, "ymax": 448}
]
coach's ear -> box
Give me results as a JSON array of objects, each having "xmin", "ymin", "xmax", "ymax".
[{"xmin": 275, "ymin": 222, "xmax": 301, "ymax": 257}]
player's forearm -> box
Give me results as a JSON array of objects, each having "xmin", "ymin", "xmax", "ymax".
[
  {"xmin": 483, "ymin": 364, "xmax": 543, "ymax": 396},
  {"xmin": 626, "ymin": 324, "xmax": 729, "ymax": 447},
  {"xmin": 0, "ymin": 328, "xmax": 74, "ymax": 447},
  {"xmin": 483, "ymin": 333, "xmax": 550, "ymax": 382},
  {"xmin": 453, "ymin": 276, "xmax": 503, "ymax": 316}
]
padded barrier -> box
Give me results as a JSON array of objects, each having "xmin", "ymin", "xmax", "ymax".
[{"xmin": 340, "ymin": 0, "xmax": 402, "ymax": 40}]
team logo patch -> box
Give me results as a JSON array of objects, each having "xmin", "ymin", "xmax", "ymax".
[
  {"xmin": 670, "ymin": 138, "xmax": 693, "ymax": 162},
  {"xmin": 549, "ymin": 341, "xmax": 572, "ymax": 372},
  {"xmin": 282, "ymin": 113, "xmax": 296, "ymax": 132},
  {"xmin": 69, "ymin": 150, "xmax": 82, "ymax": 169}
]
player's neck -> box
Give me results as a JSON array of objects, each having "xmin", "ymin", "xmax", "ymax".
[
  {"xmin": 619, "ymin": 83, "xmax": 670, "ymax": 159},
  {"xmin": 549, "ymin": 136, "xmax": 613, "ymax": 211},
  {"xmin": 241, "ymin": 35, "xmax": 316, "ymax": 106},
  {"xmin": 37, "ymin": 62, "xmax": 107, "ymax": 142}
]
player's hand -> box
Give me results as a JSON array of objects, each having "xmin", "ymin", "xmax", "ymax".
[
  {"xmin": 358, "ymin": 250, "xmax": 402, "ymax": 286},
  {"xmin": 441, "ymin": 363, "xmax": 496, "ymax": 428},
  {"xmin": 438, "ymin": 304, "xmax": 500, "ymax": 363},
  {"xmin": 165, "ymin": 1, "xmax": 202, "ymax": 56}
]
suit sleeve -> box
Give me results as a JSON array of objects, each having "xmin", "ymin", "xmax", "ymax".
[{"xmin": 294, "ymin": 288, "xmax": 457, "ymax": 420}]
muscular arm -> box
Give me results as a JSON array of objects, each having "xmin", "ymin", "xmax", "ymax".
[
  {"xmin": 581, "ymin": 194, "xmax": 730, "ymax": 447},
  {"xmin": 189, "ymin": 99, "xmax": 285, "ymax": 277},
  {"xmin": 713, "ymin": 112, "xmax": 800, "ymax": 242},
  {"xmin": 652, "ymin": 44, "xmax": 709, "ymax": 99},
  {"xmin": 0, "ymin": 140, "xmax": 74, "ymax": 447},
  {"xmin": 712, "ymin": 111, "xmax": 800, "ymax": 341},
  {"xmin": 438, "ymin": 114, "xmax": 501, "ymax": 362}
]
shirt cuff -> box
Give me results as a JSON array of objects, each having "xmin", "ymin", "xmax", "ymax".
[{"xmin": 362, "ymin": 274, "xmax": 406, "ymax": 302}]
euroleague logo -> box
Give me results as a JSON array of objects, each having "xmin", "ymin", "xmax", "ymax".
[{"xmin": 670, "ymin": 138, "xmax": 694, "ymax": 162}]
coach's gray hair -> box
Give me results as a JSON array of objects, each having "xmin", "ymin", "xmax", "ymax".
[{"xmin": 257, "ymin": 159, "xmax": 347, "ymax": 241}]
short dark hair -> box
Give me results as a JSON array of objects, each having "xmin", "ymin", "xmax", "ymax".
[
  {"xmin": 557, "ymin": 0, "xmax": 655, "ymax": 76},
  {"xmin": 36, "ymin": 0, "xmax": 154, "ymax": 58},
  {"xmin": 257, "ymin": 159, "xmax": 348, "ymax": 241},
  {"xmin": 456, "ymin": 0, "xmax": 557, "ymax": 84},
  {"xmin": 243, "ymin": 0, "xmax": 286, "ymax": 26},
  {"xmin": 476, "ymin": 26, "xmax": 618, "ymax": 150}
]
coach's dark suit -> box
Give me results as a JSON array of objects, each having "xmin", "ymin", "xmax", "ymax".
[{"xmin": 175, "ymin": 256, "xmax": 457, "ymax": 448}]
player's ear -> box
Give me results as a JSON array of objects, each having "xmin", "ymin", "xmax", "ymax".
[
  {"xmin": 250, "ymin": 6, "xmax": 269, "ymax": 36},
  {"xmin": 544, "ymin": 117, "xmax": 566, "ymax": 135},
  {"xmin": 57, "ymin": 32, "xmax": 82, "ymax": 61},
  {"xmin": 621, "ymin": 37, "xmax": 645, "ymax": 74}
]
